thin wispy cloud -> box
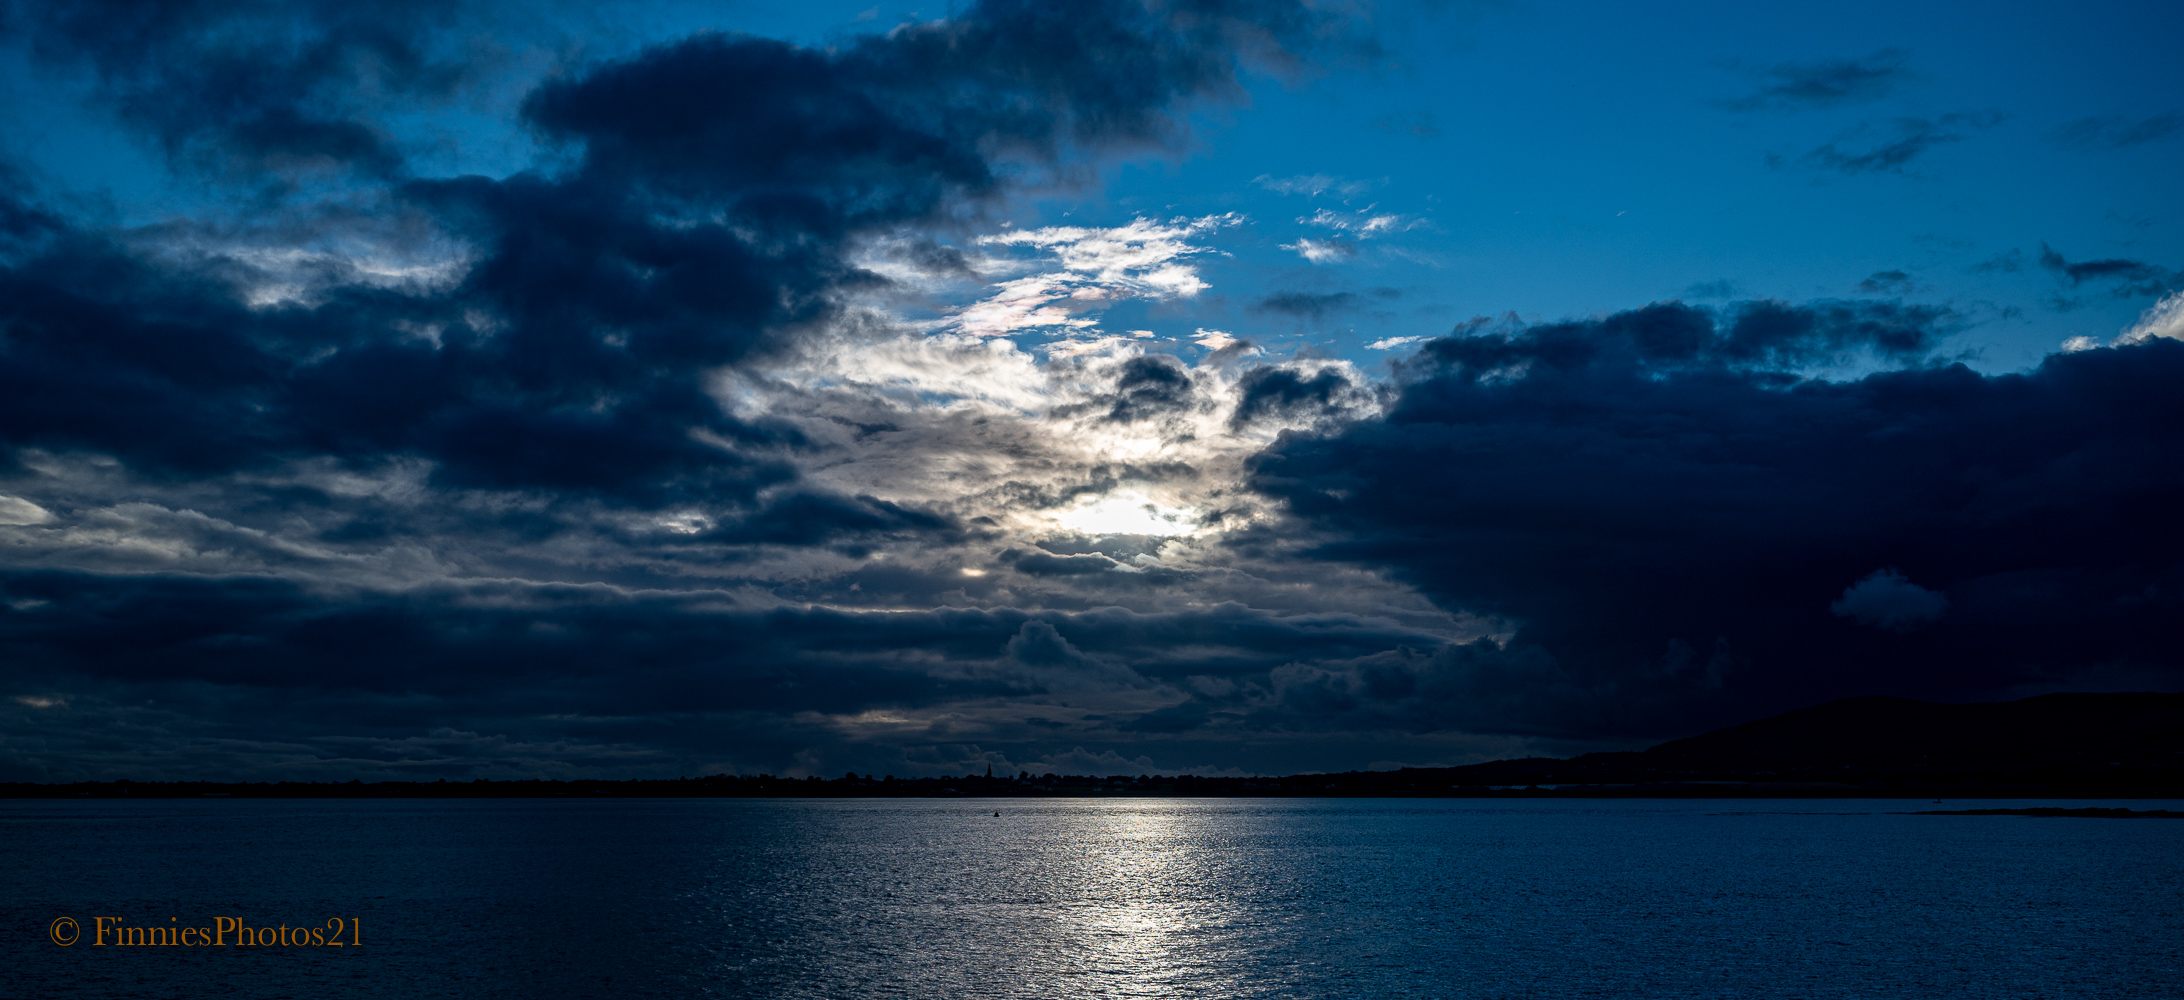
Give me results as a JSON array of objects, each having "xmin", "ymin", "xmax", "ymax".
[
  {"xmin": 1856, "ymin": 270, "xmax": 1918, "ymax": 294},
  {"xmin": 1793, "ymin": 112, "xmax": 2007, "ymax": 174},
  {"xmin": 1252, "ymin": 174, "xmax": 1377, "ymax": 198},
  {"xmin": 2047, "ymin": 113, "xmax": 2184, "ymax": 150},
  {"xmin": 1718, "ymin": 49, "xmax": 1915, "ymax": 112},
  {"xmin": 2037, "ymin": 243, "xmax": 2182, "ymax": 299},
  {"xmin": 1280, "ymin": 236, "xmax": 1356, "ymax": 263},
  {"xmin": 1278, "ymin": 208, "xmax": 1422, "ymax": 263}
]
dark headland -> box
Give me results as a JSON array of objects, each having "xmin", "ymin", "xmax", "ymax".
[{"xmin": 7, "ymin": 691, "xmax": 2181, "ymax": 800}]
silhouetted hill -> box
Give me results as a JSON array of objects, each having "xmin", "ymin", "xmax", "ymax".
[{"xmin": 6, "ymin": 693, "xmax": 2180, "ymax": 799}]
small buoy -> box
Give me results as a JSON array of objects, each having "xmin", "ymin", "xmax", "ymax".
[{"xmin": 993, "ymin": 811, "xmax": 1000, "ymax": 817}]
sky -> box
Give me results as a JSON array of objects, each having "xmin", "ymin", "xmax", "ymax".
[{"xmin": 0, "ymin": 0, "xmax": 2179, "ymax": 781}]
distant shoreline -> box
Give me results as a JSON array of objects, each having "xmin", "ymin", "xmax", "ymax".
[
  {"xmin": 16, "ymin": 692, "xmax": 2178, "ymax": 799},
  {"xmin": 6, "ymin": 775, "xmax": 2184, "ymax": 801},
  {"xmin": 1908, "ymin": 807, "xmax": 2184, "ymax": 818}
]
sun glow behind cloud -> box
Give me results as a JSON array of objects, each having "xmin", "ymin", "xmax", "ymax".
[{"xmin": 1052, "ymin": 492, "xmax": 1202, "ymax": 537}]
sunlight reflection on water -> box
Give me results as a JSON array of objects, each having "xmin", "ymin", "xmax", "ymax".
[{"xmin": 5, "ymin": 797, "xmax": 2182, "ymax": 999}]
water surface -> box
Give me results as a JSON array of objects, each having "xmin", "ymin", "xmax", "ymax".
[{"xmin": 5, "ymin": 798, "xmax": 2179, "ymax": 998}]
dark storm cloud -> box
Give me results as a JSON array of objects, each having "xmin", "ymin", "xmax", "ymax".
[
  {"xmin": 0, "ymin": 0, "xmax": 1410, "ymax": 780},
  {"xmin": 2038, "ymin": 243, "xmax": 2180, "ymax": 298},
  {"xmin": 2048, "ymin": 113, "xmax": 2184, "ymax": 150},
  {"xmin": 7, "ymin": 0, "xmax": 482, "ymax": 185},
  {"xmin": 0, "ymin": 570, "xmax": 1034, "ymax": 705},
  {"xmin": 696, "ymin": 492, "xmax": 955, "ymax": 548},
  {"xmin": 0, "ymin": 0, "xmax": 1353, "ymax": 500},
  {"xmin": 1231, "ymin": 365, "xmax": 1359, "ymax": 428},
  {"xmin": 893, "ymin": 238, "xmax": 981, "ymax": 279},
  {"xmin": 1414, "ymin": 299, "xmax": 1954, "ymax": 370},
  {"xmin": 0, "ymin": 161, "xmax": 63, "ymax": 243},
  {"xmin": 0, "ymin": 567, "xmax": 1450, "ymax": 779},
  {"xmin": 1098, "ymin": 355, "xmax": 1197, "ymax": 423},
  {"xmin": 1249, "ymin": 302, "xmax": 2184, "ymax": 738},
  {"xmin": 3, "ymin": 3, "xmax": 2174, "ymax": 790},
  {"xmin": 1718, "ymin": 49, "xmax": 1913, "ymax": 113},
  {"xmin": 1241, "ymin": 638, "xmax": 1611, "ymax": 738},
  {"xmin": 1796, "ymin": 112, "xmax": 2005, "ymax": 174},
  {"xmin": 0, "ymin": 217, "xmax": 799, "ymax": 503}
]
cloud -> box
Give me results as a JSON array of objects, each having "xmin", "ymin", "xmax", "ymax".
[
  {"xmin": 1253, "ymin": 290, "xmax": 1356, "ymax": 319},
  {"xmin": 1252, "ymin": 174, "xmax": 1375, "ymax": 198},
  {"xmin": 1830, "ymin": 569, "xmax": 1949, "ymax": 632},
  {"xmin": 953, "ymin": 215, "xmax": 1240, "ymax": 338},
  {"xmin": 2038, "ymin": 244, "xmax": 2181, "ymax": 298},
  {"xmin": 1230, "ymin": 364, "xmax": 1366, "ymax": 429},
  {"xmin": 2048, "ymin": 113, "xmax": 2184, "ymax": 150},
  {"xmin": 0, "ymin": 496, "xmax": 54, "ymax": 525},
  {"xmin": 1250, "ymin": 302, "xmax": 2184, "ymax": 737},
  {"xmin": 1192, "ymin": 328, "xmax": 1242, "ymax": 351},
  {"xmin": 8, "ymin": 0, "xmax": 493, "ymax": 188},
  {"xmin": 1276, "ymin": 208, "xmax": 1420, "ymax": 264},
  {"xmin": 2117, "ymin": 291, "xmax": 2184, "ymax": 346},
  {"xmin": 1014, "ymin": 551, "xmax": 1126, "ymax": 576},
  {"xmin": 1798, "ymin": 112, "xmax": 2006, "ymax": 174},
  {"xmin": 1856, "ymin": 270, "xmax": 1917, "ymax": 294},
  {"xmin": 0, "ymin": 566, "xmax": 1465, "ymax": 778},
  {"xmin": 0, "ymin": 0, "xmax": 1347, "ymax": 497},
  {"xmin": 1098, "ymin": 355, "xmax": 1196, "ymax": 423},
  {"xmin": 1280, "ymin": 237, "xmax": 1356, "ymax": 263},
  {"xmin": 1245, "ymin": 638, "xmax": 1604, "ymax": 737},
  {"xmin": 1718, "ymin": 49, "xmax": 1914, "ymax": 113},
  {"xmin": 1300, "ymin": 207, "xmax": 1421, "ymax": 238}
]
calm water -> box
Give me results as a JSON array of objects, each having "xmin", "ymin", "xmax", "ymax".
[{"xmin": 3, "ymin": 798, "xmax": 2179, "ymax": 998}]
